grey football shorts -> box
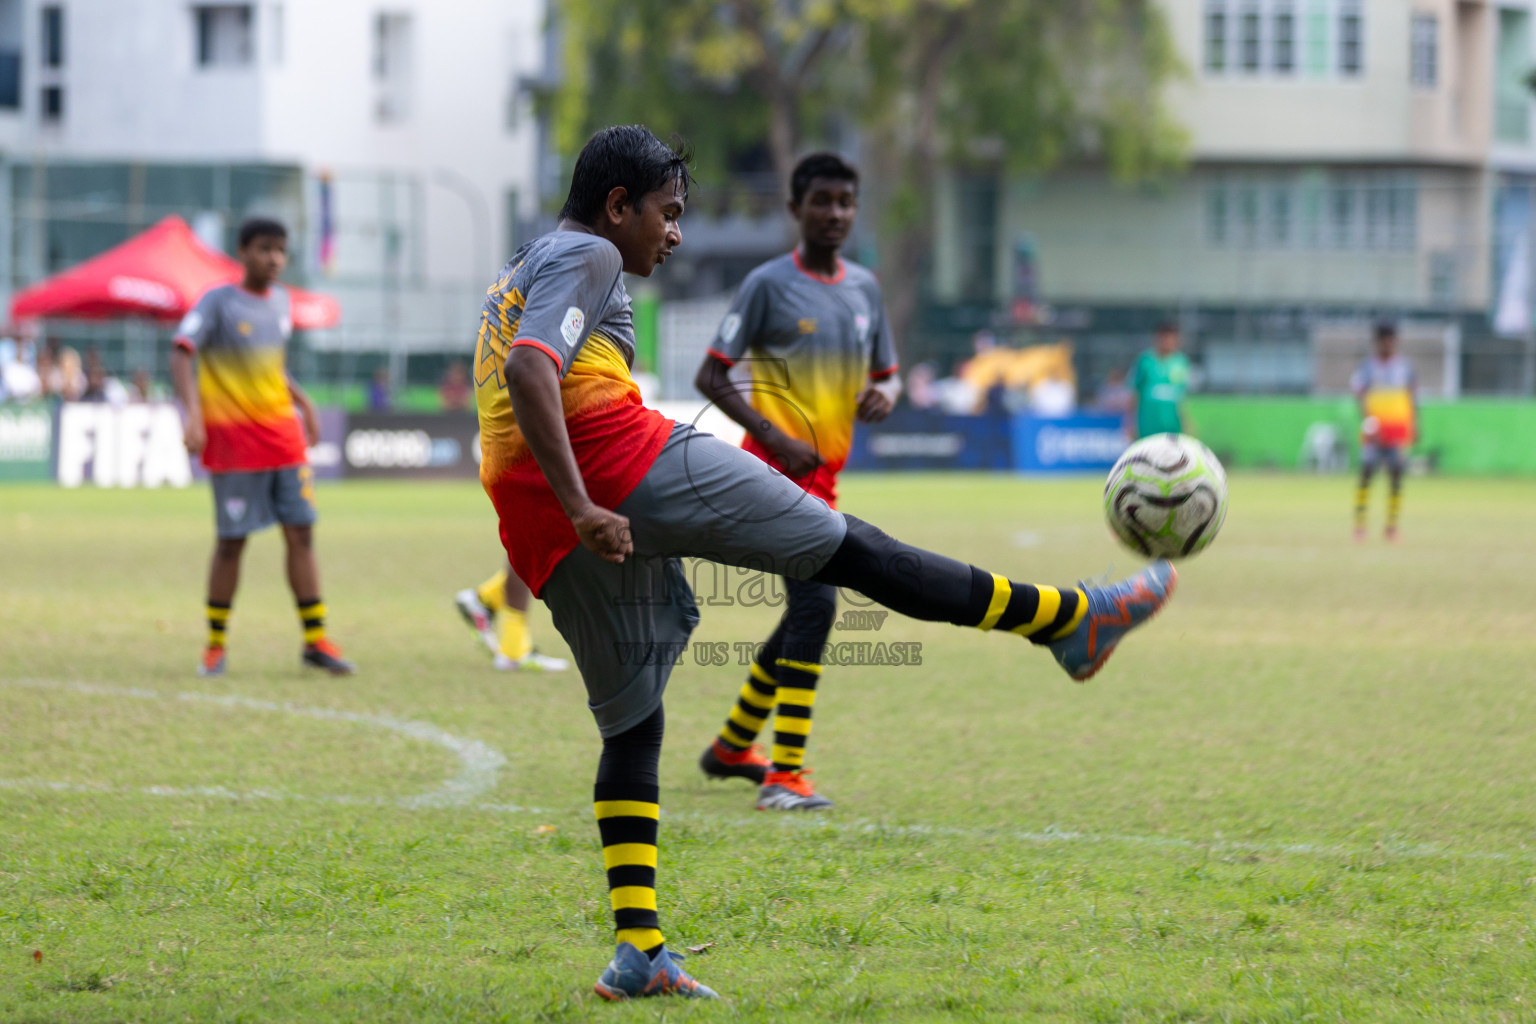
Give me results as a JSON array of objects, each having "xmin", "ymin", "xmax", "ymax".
[
  {"xmin": 1361, "ymin": 443, "xmax": 1407, "ymax": 474},
  {"xmin": 542, "ymin": 422, "xmax": 848, "ymax": 737},
  {"xmin": 211, "ymin": 465, "xmax": 318, "ymax": 538}
]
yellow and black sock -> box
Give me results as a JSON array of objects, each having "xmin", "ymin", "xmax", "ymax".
[
  {"xmin": 770, "ymin": 658, "xmax": 820, "ymax": 770},
  {"xmin": 207, "ymin": 601, "xmax": 231, "ymax": 649},
  {"xmin": 811, "ymin": 516, "xmax": 1085, "ymax": 644},
  {"xmin": 1387, "ymin": 488, "xmax": 1402, "ymax": 532},
  {"xmin": 476, "ymin": 570, "xmax": 508, "ymax": 613},
  {"xmin": 717, "ymin": 658, "xmax": 777, "ymax": 751},
  {"xmin": 595, "ymin": 706, "xmax": 666, "ymax": 954},
  {"xmin": 1355, "ymin": 485, "xmax": 1369, "ymax": 530},
  {"xmin": 297, "ymin": 598, "xmax": 326, "ymax": 646},
  {"xmin": 975, "ymin": 575, "xmax": 1087, "ymax": 643}
]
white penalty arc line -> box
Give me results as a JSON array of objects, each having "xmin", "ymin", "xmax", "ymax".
[
  {"xmin": 1, "ymin": 678, "xmax": 526, "ymax": 812},
  {"xmin": 3, "ymin": 679, "xmax": 1530, "ymax": 868}
]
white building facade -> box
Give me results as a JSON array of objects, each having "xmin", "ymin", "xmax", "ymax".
[
  {"xmin": 0, "ymin": 0, "xmax": 548, "ymax": 372},
  {"xmin": 929, "ymin": 0, "xmax": 1536, "ymax": 393}
]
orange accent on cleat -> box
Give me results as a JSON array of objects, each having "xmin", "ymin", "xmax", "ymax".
[
  {"xmin": 763, "ymin": 768, "xmax": 818, "ymax": 797},
  {"xmin": 712, "ymin": 740, "xmax": 770, "ymax": 769}
]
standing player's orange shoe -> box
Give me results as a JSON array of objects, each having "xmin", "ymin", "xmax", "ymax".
[
  {"xmin": 302, "ymin": 638, "xmax": 356, "ymax": 675},
  {"xmin": 197, "ymin": 646, "xmax": 227, "ymax": 678}
]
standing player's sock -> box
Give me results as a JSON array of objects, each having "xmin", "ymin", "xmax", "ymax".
[
  {"xmin": 813, "ymin": 517, "xmax": 1083, "ymax": 642},
  {"xmin": 497, "ymin": 607, "xmax": 533, "ymax": 661},
  {"xmin": 207, "ymin": 601, "xmax": 231, "ymax": 649},
  {"xmin": 769, "ymin": 658, "xmax": 819, "ymax": 771},
  {"xmin": 595, "ymin": 706, "xmax": 666, "ymax": 955},
  {"xmin": 1386, "ymin": 486, "xmax": 1402, "ymax": 536},
  {"xmin": 717, "ymin": 656, "xmax": 778, "ymax": 751},
  {"xmin": 476, "ymin": 570, "xmax": 508, "ymax": 614},
  {"xmin": 1355, "ymin": 485, "xmax": 1369, "ymax": 532},
  {"xmin": 297, "ymin": 598, "xmax": 327, "ymax": 645}
]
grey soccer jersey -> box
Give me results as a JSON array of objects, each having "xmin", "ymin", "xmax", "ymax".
[{"xmin": 706, "ymin": 252, "xmax": 898, "ymax": 479}]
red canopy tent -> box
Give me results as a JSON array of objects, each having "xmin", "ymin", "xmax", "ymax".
[{"xmin": 10, "ymin": 215, "xmax": 341, "ymax": 329}]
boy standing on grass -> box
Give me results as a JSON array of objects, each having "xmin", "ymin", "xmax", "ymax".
[
  {"xmin": 475, "ymin": 124, "xmax": 1175, "ymax": 1000},
  {"xmin": 693, "ymin": 152, "xmax": 900, "ymax": 812},
  {"xmin": 1352, "ymin": 321, "xmax": 1417, "ymax": 542},
  {"xmin": 171, "ymin": 218, "xmax": 354, "ymax": 678}
]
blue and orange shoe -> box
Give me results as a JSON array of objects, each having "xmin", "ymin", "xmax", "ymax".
[
  {"xmin": 592, "ymin": 943, "xmax": 719, "ymax": 1001},
  {"xmin": 196, "ymin": 645, "xmax": 226, "ymax": 678},
  {"xmin": 1047, "ymin": 560, "xmax": 1177, "ymax": 682}
]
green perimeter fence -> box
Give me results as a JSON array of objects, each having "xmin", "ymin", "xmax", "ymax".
[{"xmin": 1189, "ymin": 397, "xmax": 1536, "ymax": 476}]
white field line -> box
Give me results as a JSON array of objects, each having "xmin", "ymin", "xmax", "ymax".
[{"xmin": 4, "ymin": 679, "xmax": 1531, "ymax": 867}]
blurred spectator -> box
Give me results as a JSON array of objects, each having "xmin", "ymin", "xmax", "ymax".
[
  {"xmin": 1090, "ymin": 368, "xmax": 1133, "ymax": 415},
  {"xmin": 904, "ymin": 363, "xmax": 938, "ymax": 410},
  {"xmin": 1127, "ymin": 320, "xmax": 1191, "ymax": 439},
  {"xmin": 1, "ymin": 339, "xmax": 42, "ymax": 401},
  {"xmin": 129, "ymin": 368, "xmax": 168, "ymax": 403},
  {"xmin": 439, "ymin": 360, "xmax": 472, "ymax": 412},
  {"xmin": 39, "ymin": 337, "xmax": 85, "ymax": 400},
  {"xmin": 368, "ymin": 366, "xmax": 392, "ymax": 412},
  {"xmin": 81, "ymin": 349, "xmax": 129, "ymax": 405},
  {"xmin": 1027, "ymin": 375, "xmax": 1076, "ymax": 418}
]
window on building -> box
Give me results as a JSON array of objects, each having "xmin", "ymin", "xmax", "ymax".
[
  {"xmin": 41, "ymin": 4, "xmax": 62, "ymax": 68},
  {"xmin": 1428, "ymin": 251, "xmax": 1458, "ymax": 305},
  {"xmin": 1238, "ymin": 1, "xmax": 1263, "ymax": 72},
  {"xmin": 40, "ymin": 84, "xmax": 62, "ymax": 122},
  {"xmin": 955, "ymin": 175, "xmax": 999, "ymax": 302},
  {"xmin": 1327, "ymin": 181, "xmax": 1356, "ymax": 249},
  {"xmin": 373, "ymin": 12, "xmax": 413, "ymax": 123},
  {"xmin": 195, "ymin": 5, "xmax": 254, "ymax": 68},
  {"xmin": 1268, "ymin": 183, "xmax": 1294, "ymax": 246},
  {"xmin": 1410, "ymin": 13, "xmax": 1437, "ymax": 88},
  {"xmin": 1207, "ymin": 183, "xmax": 1230, "ymax": 246},
  {"xmin": 1235, "ymin": 183, "xmax": 1262, "ymax": 245},
  {"xmin": 1338, "ymin": 0, "xmax": 1364, "ymax": 76},
  {"xmin": 1303, "ymin": 0, "xmax": 1330, "ymax": 75},
  {"xmin": 1272, "ymin": 0, "xmax": 1296, "ymax": 74},
  {"xmin": 1205, "ymin": 0, "xmax": 1229, "ymax": 73}
]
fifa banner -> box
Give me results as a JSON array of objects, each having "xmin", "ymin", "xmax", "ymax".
[
  {"xmin": 1009, "ymin": 414, "xmax": 1128, "ymax": 474},
  {"xmin": 844, "ymin": 408, "xmax": 1014, "ymax": 471},
  {"xmin": 54, "ymin": 403, "xmax": 347, "ymax": 488},
  {"xmin": 0, "ymin": 402, "xmax": 55, "ymax": 481},
  {"xmin": 342, "ymin": 412, "xmax": 481, "ymax": 480}
]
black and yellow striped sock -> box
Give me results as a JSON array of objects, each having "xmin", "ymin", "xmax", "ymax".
[
  {"xmin": 207, "ymin": 601, "xmax": 231, "ymax": 649},
  {"xmin": 1387, "ymin": 489, "xmax": 1401, "ymax": 531},
  {"xmin": 716, "ymin": 658, "xmax": 778, "ymax": 751},
  {"xmin": 1355, "ymin": 486, "xmax": 1369, "ymax": 530},
  {"xmin": 297, "ymin": 598, "xmax": 326, "ymax": 646},
  {"xmin": 974, "ymin": 575, "xmax": 1088, "ymax": 644},
  {"xmin": 770, "ymin": 658, "xmax": 820, "ymax": 771},
  {"xmin": 595, "ymin": 783, "xmax": 664, "ymax": 955}
]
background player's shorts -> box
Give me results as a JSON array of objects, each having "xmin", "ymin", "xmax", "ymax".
[
  {"xmin": 211, "ymin": 466, "xmax": 317, "ymax": 538},
  {"xmin": 539, "ymin": 423, "xmax": 848, "ymax": 737},
  {"xmin": 1361, "ymin": 443, "xmax": 1408, "ymax": 475}
]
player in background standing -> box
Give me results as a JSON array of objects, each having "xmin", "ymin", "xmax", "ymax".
[
  {"xmin": 454, "ymin": 564, "xmax": 570, "ymax": 671},
  {"xmin": 475, "ymin": 125, "xmax": 1175, "ymax": 1000},
  {"xmin": 1127, "ymin": 319, "xmax": 1191, "ymax": 439},
  {"xmin": 693, "ymin": 152, "xmax": 900, "ymax": 812},
  {"xmin": 1352, "ymin": 321, "xmax": 1417, "ymax": 542},
  {"xmin": 170, "ymin": 218, "xmax": 354, "ymax": 678}
]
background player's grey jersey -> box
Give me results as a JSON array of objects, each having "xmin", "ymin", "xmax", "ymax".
[{"xmin": 176, "ymin": 284, "xmax": 293, "ymax": 354}]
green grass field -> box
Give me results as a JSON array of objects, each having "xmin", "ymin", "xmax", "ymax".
[{"xmin": 3, "ymin": 473, "xmax": 1535, "ymax": 1023}]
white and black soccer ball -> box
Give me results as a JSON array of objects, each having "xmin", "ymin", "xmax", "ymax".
[{"xmin": 1103, "ymin": 433, "xmax": 1228, "ymax": 560}]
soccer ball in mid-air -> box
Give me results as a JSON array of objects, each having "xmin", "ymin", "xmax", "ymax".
[{"xmin": 1104, "ymin": 433, "xmax": 1228, "ymax": 559}]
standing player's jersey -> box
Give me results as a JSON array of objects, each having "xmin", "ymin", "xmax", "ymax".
[
  {"xmin": 1129, "ymin": 350, "xmax": 1190, "ymax": 438},
  {"xmin": 705, "ymin": 251, "xmax": 898, "ymax": 506},
  {"xmin": 1351, "ymin": 355, "xmax": 1416, "ymax": 446},
  {"xmin": 173, "ymin": 284, "xmax": 307, "ymax": 473},
  {"xmin": 474, "ymin": 230, "xmax": 674, "ymax": 595}
]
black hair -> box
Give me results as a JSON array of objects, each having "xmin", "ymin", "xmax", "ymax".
[
  {"xmin": 558, "ymin": 125, "xmax": 693, "ymax": 225},
  {"xmin": 790, "ymin": 152, "xmax": 859, "ymax": 205},
  {"xmin": 1374, "ymin": 320, "xmax": 1398, "ymax": 339},
  {"xmin": 238, "ymin": 217, "xmax": 288, "ymax": 248},
  {"xmin": 1155, "ymin": 318, "xmax": 1179, "ymax": 334}
]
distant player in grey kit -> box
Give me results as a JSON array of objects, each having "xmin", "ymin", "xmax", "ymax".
[
  {"xmin": 170, "ymin": 217, "xmax": 354, "ymax": 678},
  {"xmin": 694, "ymin": 152, "xmax": 902, "ymax": 811},
  {"xmin": 471, "ymin": 125, "xmax": 1176, "ymax": 1001}
]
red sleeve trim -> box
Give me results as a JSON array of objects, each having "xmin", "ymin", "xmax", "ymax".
[
  {"xmin": 173, "ymin": 337, "xmax": 196, "ymax": 353},
  {"xmin": 868, "ymin": 364, "xmax": 899, "ymax": 381},
  {"xmin": 511, "ymin": 338, "xmax": 564, "ymax": 370},
  {"xmin": 706, "ymin": 348, "xmax": 737, "ymax": 368}
]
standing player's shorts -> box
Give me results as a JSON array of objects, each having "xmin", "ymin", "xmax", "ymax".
[
  {"xmin": 211, "ymin": 466, "xmax": 318, "ymax": 538},
  {"xmin": 540, "ymin": 423, "xmax": 848, "ymax": 737},
  {"xmin": 1361, "ymin": 443, "xmax": 1408, "ymax": 475}
]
